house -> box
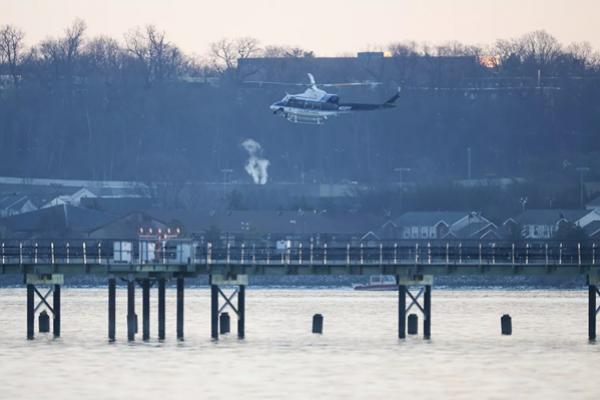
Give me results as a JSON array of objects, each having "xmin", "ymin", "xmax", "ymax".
[
  {"xmin": 43, "ymin": 186, "xmax": 151, "ymax": 209},
  {"xmin": 381, "ymin": 211, "xmax": 492, "ymax": 240},
  {"xmin": 584, "ymin": 221, "xmax": 600, "ymax": 239},
  {"xmin": 43, "ymin": 188, "xmax": 98, "ymax": 208},
  {"xmin": 504, "ymin": 209, "xmax": 600, "ymax": 239},
  {"xmin": 148, "ymin": 209, "xmax": 380, "ymax": 245},
  {"xmin": 0, "ymin": 194, "xmax": 37, "ymax": 217},
  {"xmin": 587, "ymin": 196, "xmax": 600, "ymax": 213},
  {"xmin": 0, "ymin": 204, "xmax": 114, "ymax": 239},
  {"xmin": 88, "ymin": 211, "xmax": 168, "ymax": 240}
]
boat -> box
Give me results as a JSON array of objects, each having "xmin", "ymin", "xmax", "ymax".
[{"xmin": 353, "ymin": 275, "xmax": 397, "ymax": 291}]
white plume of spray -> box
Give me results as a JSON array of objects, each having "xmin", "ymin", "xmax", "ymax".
[{"xmin": 241, "ymin": 139, "xmax": 270, "ymax": 185}]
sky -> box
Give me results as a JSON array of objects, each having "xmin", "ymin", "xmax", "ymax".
[{"xmin": 3, "ymin": 0, "xmax": 599, "ymax": 56}]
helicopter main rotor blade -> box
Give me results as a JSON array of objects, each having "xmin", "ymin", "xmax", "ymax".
[
  {"xmin": 244, "ymin": 80, "xmax": 310, "ymax": 87},
  {"xmin": 320, "ymin": 82, "xmax": 382, "ymax": 88}
]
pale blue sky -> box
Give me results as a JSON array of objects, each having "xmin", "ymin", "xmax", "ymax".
[{"xmin": 3, "ymin": 0, "xmax": 599, "ymax": 55}]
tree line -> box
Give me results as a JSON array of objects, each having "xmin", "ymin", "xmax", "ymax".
[
  {"xmin": 0, "ymin": 19, "xmax": 599, "ymax": 211},
  {"xmin": 1, "ymin": 20, "xmax": 598, "ymax": 86}
]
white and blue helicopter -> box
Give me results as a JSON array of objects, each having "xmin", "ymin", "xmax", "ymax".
[{"xmin": 248, "ymin": 73, "xmax": 400, "ymax": 124}]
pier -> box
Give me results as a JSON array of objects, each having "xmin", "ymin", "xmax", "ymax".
[{"xmin": 1, "ymin": 239, "xmax": 599, "ymax": 341}]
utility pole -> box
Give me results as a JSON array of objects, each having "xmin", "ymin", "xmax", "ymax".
[
  {"xmin": 576, "ymin": 167, "xmax": 590, "ymax": 208},
  {"xmin": 467, "ymin": 147, "xmax": 472, "ymax": 180},
  {"xmin": 394, "ymin": 167, "xmax": 411, "ymax": 212},
  {"xmin": 221, "ymin": 168, "xmax": 233, "ymax": 199}
]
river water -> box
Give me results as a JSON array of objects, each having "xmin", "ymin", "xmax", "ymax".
[{"xmin": 0, "ymin": 288, "xmax": 597, "ymax": 399}]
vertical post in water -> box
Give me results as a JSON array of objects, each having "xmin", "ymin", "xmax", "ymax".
[
  {"xmin": 589, "ymin": 284, "xmax": 597, "ymax": 341},
  {"xmin": 176, "ymin": 276, "xmax": 184, "ymax": 340},
  {"xmin": 127, "ymin": 279, "xmax": 135, "ymax": 341},
  {"xmin": 238, "ymin": 284, "xmax": 245, "ymax": 339},
  {"xmin": 142, "ymin": 279, "xmax": 150, "ymax": 341},
  {"xmin": 398, "ymin": 283, "xmax": 406, "ymax": 339},
  {"xmin": 158, "ymin": 278, "xmax": 166, "ymax": 340},
  {"xmin": 211, "ymin": 283, "xmax": 219, "ymax": 340},
  {"xmin": 27, "ymin": 283, "xmax": 34, "ymax": 340},
  {"xmin": 108, "ymin": 278, "xmax": 116, "ymax": 342},
  {"xmin": 424, "ymin": 285, "xmax": 432, "ymax": 339},
  {"xmin": 53, "ymin": 284, "xmax": 61, "ymax": 338}
]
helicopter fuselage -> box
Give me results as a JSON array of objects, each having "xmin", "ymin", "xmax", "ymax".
[{"xmin": 269, "ymin": 86, "xmax": 398, "ymax": 124}]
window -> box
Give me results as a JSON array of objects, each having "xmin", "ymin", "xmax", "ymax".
[{"xmin": 411, "ymin": 227, "xmax": 418, "ymax": 238}]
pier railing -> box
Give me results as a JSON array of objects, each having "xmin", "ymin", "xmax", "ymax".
[{"xmin": 0, "ymin": 239, "xmax": 597, "ymax": 268}]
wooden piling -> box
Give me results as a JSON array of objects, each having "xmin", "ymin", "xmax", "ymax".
[
  {"xmin": 211, "ymin": 284, "xmax": 219, "ymax": 340},
  {"xmin": 142, "ymin": 279, "xmax": 150, "ymax": 341},
  {"xmin": 53, "ymin": 284, "xmax": 61, "ymax": 337},
  {"xmin": 398, "ymin": 284, "xmax": 406, "ymax": 339},
  {"xmin": 127, "ymin": 280, "xmax": 135, "ymax": 341},
  {"xmin": 108, "ymin": 278, "xmax": 116, "ymax": 342},
  {"xmin": 27, "ymin": 284, "xmax": 34, "ymax": 340},
  {"xmin": 176, "ymin": 277, "xmax": 184, "ymax": 340},
  {"xmin": 424, "ymin": 285, "xmax": 431, "ymax": 339},
  {"xmin": 589, "ymin": 285, "xmax": 597, "ymax": 341},
  {"xmin": 238, "ymin": 285, "xmax": 245, "ymax": 339},
  {"xmin": 158, "ymin": 278, "xmax": 165, "ymax": 340}
]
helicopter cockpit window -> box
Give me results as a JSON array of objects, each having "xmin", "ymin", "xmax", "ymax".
[
  {"xmin": 288, "ymin": 98, "xmax": 302, "ymax": 107},
  {"xmin": 327, "ymin": 95, "xmax": 340, "ymax": 104}
]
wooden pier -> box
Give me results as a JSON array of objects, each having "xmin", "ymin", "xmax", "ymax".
[{"xmin": 1, "ymin": 240, "xmax": 598, "ymax": 341}]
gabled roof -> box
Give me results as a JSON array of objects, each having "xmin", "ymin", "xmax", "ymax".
[
  {"xmin": 148, "ymin": 209, "xmax": 380, "ymax": 236},
  {"xmin": 584, "ymin": 221, "xmax": 600, "ymax": 237},
  {"xmin": 588, "ymin": 196, "xmax": 600, "ymax": 208},
  {"xmin": 0, "ymin": 195, "xmax": 31, "ymax": 211},
  {"xmin": 514, "ymin": 209, "xmax": 590, "ymax": 225},
  {"xmin": 451, "ymin": 222, "xmax": 499, "ymax": 239},
  {"xmin": 392, "ymin": 211, "xmax": 482, "ymax": 227},
  {"xmin": 0, "ymin": 204, "xmax": 114, "ymax": 236}
]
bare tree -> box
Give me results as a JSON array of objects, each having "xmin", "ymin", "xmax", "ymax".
[
  {"xmin": 0, "ymin": 24, "xmax": 25, "ymax": 85},
  {"xmin": 519, "ymin": 30, "xmax": 562, "ymax": 74},
  {"xmin": 125, "ymin": 25, "xmax": 183, "ymax": 84},
  {"xmin": 83, "ymin": 36, "xmax": 123, "ymax": 79},
  {"xmin": 37, "ymin": 19, "xmax": 87, "ymax": 81},
  {"xmin": 263, "ymin": 45, "xmax": 313, "ymax": 58},
  {"xmin": 209, "ymin": 37, "xmax": 261, "ymax": 80}
]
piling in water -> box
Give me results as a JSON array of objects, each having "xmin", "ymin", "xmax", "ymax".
[
  {"xmin": 220, "ymin": 312, "xmax": 230, "ymax": 334},
  {"xmin": 501, "ymin": 314, "xmax": 512, "ymax": 335},
  {"xmin": 312, "ymin": 314, "xmax": 323, "ymax": 334},
  {"xmin": 38, "ymin": 310, "xmax": 50, "ymax": 333},
  {"xmin": 407, "ymin": 314, "xmax": 418, "ymax": 335}
]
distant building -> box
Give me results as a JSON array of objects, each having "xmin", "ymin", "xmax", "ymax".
[
  {"xmin": 583, "ymin": 221, "xmax": 600, "ymax": 239},
  {"xmin": 88, "ymin": 212, "xmax": 167, "ymax": 240},
  {"xmin": 43, "ymin": 186, "xmax": 151, "ymax": 208},
  {"xmin": 239, "ymin": 53, "xmax": 484, "ymax": 87},
  {"xmin": 587, "ymin": 196, "xmax": 600, "ymax": 213},
  {"xmin": 504, "ymin": 209, "xmax": 600, "ymax": 239},
  {"xmin": 0, "ymin": 195, "xmax": 37, "ymax": 217},
  {"xmin": 380, "ymin": 211, "xmax": 493, "ymax": 240},
  {"xmin": 0, "ymin": 204, "xmax": 114, "ymax": 239}
]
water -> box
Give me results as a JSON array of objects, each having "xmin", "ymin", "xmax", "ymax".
[{"xmin": 0, "ymin": 288, "xmax": 598, "ymax": 399}]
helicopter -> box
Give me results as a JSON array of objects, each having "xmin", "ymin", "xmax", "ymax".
[{"xmin": 247, "ymin": 73, "xmax": 400, "ymax": 125}]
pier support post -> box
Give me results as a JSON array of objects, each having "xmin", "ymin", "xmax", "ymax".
[
  {"xmin": 127, "ymin": 279, "xmax": 136, "ymax": 341},
  {"xmin": 27, "ymin": 284, "xmax": 34, "ymax": 340},
  {"xmin": 424, "ymin": 284, "xmax": 431, "ymax": 339},
  {"xmin": 398, "ymin": 284, "xmax": 406, "ymax": 339},
  {"xmin": 588, "ymin": 275, "xmax": 600, "ymax": 341},
  {"xmin": 53, "ymin": 284, "xmax": 61, "ymax": 337},
  {"xmin": 158, "ymin": 278, "xmax": 165, "ymax": 341},
  {"xmin": 142, "ymin": 279, "xmax": 150, "ymax": 341},
  {"xmin": 176, "ymin": 277, "xmax": 184, "ymax": 340},
  {"xmin": 238, "ymin": 284, "xmax": 245, "ymax": 339},
  {"xmin": 397, "ymin": 275, "xmax": 433, "ymax": 340},
  {"xmin": 108, "ymin": 278, "xmax": 116, "ymax": 342},
  {"xmin": 211, "ymin": 283, "xmax": 219, "ymax": 340}
]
